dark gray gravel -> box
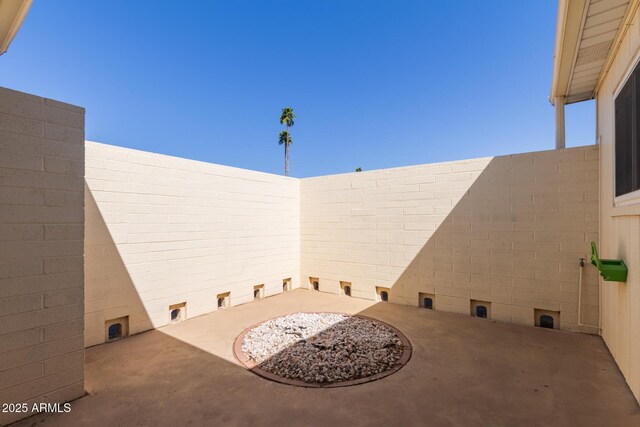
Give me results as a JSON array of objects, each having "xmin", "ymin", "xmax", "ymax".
[{"xmin": 241, "ymin": 313, "xmax": 403, "ymax": 383}]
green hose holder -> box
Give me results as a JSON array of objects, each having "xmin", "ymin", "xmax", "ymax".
[{"xmin": 591, "ymin": 242, "xmax": 628, "ymax": 283}]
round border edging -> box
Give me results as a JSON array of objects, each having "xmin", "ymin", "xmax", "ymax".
[{"xmin": 233, "ymin": 312, "xmax": 412, "ymax": 388}]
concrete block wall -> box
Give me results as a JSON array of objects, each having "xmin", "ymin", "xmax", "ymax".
[
  {"xmin": 300, "ymin": 146, "xmax": 599, "ymax": 332},
  {"xmin": 0, "ymin": 87, "xmax": 85, "ymax": 425},
  {"xmin": 84, "ymin": 142, "xmax": 300, "ymax": 347}
]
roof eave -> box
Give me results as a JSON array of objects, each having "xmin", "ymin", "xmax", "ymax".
[
  {"xmin": 0, "ymin": 0, "xmax": 33, "ymax": 56},
  {"xmin": 550, "ymin": 0, "xmax": 589, "ymax": 106}
]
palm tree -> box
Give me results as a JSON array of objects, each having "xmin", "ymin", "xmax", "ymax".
[
  {"xmin": 278, "ymin": 130, "xmax": 292, "ymax": 170},
  {"xmin": 279, "ymin": 107, "xmax": 295, "ymax": 176}
]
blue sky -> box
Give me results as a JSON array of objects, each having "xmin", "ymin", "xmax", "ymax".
[{"xmin": 0, "ymin": 1, "xmax": 594, "ymax": 177}]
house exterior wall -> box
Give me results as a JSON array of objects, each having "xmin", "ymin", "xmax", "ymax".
[
  {"xmin": 300, "ymin": 146, "xmax": 599, "ymax": 332},
  {"xmin": 596, "ymin": 1, "xmax": 640, "ymax": 403},
  {"xmin": 84, "ymin": 142, "xmax": 300, "ymax": 347},
  {"xmin": 0, "ymin": 87, "xmax": 85, "ymax": 425}
]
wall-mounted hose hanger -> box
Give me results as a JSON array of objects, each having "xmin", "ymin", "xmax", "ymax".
[{"xmin": 591, "ymin": 242, "xmax": 627, "ymax": 282}]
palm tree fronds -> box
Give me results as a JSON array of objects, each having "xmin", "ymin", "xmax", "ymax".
[
  {"xmin": 280, "ymin": 107, "xmax": 296, "ymax": 127},
  {"xmin": 278, "ymin": 130, "xmax": 292, "ymax": 145}
]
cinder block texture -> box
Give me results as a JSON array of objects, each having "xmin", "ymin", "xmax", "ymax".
[
  {"xmin": 300, "ymin": 146, "xmax": 599, "ymax": 333},
  {"xmin": 84, "ymin": 142, "xmax": 300, "ymax": 346},
  {"xmin": 0, "ymin": 87, "xmax": 85, "ymax": 425}
]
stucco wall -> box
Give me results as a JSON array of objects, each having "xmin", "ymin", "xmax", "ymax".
[
  {"xmin": 301, "ymin": 146, "xmax": 599, "ymax": 332},
  {"xmin": 596, "ymin": 1, "xmax": 640, "ymax": 403},
  {"xmin": 84, "ymin": 142, "xmax": 300, "ymax": 347},
  {"xmin": 0, "ymin": 87, "xmax": 85, "ymax": 425}
]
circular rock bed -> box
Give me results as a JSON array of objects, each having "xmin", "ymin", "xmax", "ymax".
[{"xmin": 234, "ymin": 313, "xmax": 411, "ymax": 387}]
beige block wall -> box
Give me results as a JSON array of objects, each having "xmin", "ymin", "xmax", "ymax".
[
  {"xmin": 84, "ymin": 142, "xmax": 300, "ymax": 347},
  {"xmin": 596, "ymin": 0, "xmax": 640, "ymax": 403},
  {"xmin": 0, "ymin": 87, "xmax": 85, "ymax": 425},
  {"xmin": 301, "ymin": 146, "xmax": 599, "ymax": 332}
]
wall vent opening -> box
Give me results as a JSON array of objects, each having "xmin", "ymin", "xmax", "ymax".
[
  {"xmin": 419, "ymin": 293, "xmax": 435, "ymax": 310},
  {"xmin": 535, "ymin": 309, "xmax": 560, "ymax": 330},
  {"xmin": 108, "ymin": 323, "xmax": 122, "ymax": 340},
  {"xmin": 340, "ymin": 281, "xmax": 352, "ymax": 297},
  {"xmin": 105, "ymin": 316, "xmax": 129, "ymax": 342},
  {"xmin": 470, "ymin": 300, "xmax": 491, "ymax": 319},
  {"xmin": 254, "ymin": 284, "xmax": 264, "ymax": 300},
  {"xmin": 376, "ymin": 286, "xmax": 390, "ymax": 302},
  {"xmin": 476, "ymin": 306, "xmax": 487, "ymax": 318},
  {"xmin": 169, "ymin": 303, "xmax": 186, "ymax": 323},
  {"xmin": 540, "ymin": 315, "xmax": 554, "ymax": 328},
  {"xmin": 217, "ymin": 292, "xmax": 230, "ymax": 309},
  {"xmin": 283, "ymin": 278, "xmax": 291, "ymax": 292},
  {"xmin": 309, "ymin": 277, "xmax": 319, "ymax": 291}
]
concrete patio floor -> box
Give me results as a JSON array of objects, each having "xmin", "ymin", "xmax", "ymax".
[{"xmin": 14, "ymin": 289, "xmax": 640, "ymax": 427}]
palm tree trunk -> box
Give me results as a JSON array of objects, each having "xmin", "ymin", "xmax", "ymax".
[
  {"xmin": 284, "ymin": 142, "xmax": 289, "ymax": 176},
  {"xmin": 285, "ymin": 126, "xmax": 290, "ymax": 176}
]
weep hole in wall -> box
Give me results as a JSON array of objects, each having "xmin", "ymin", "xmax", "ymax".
[
  {"xmin": 309, "ymin": 277, "xmax": 319, "ymax": 291},
  {"xmin": 170, "ymin": 302, "xmax": 186, "ymax": 323},
  {"xmin": 470, "ymin": 300, "xmax": 491, "ymax": 319},
  {"xmin": 376, "ymin": 286, "xmax": 390, "ymax": 302},
  {"xmin": 283, "ymin": 278, "xmax": 291, "ymax": 292},
  {"xmin": 217, "ymin": 292, "xmax": 230, "ymax": 309},
  {"xmin": 254, "ymin": 284, "xmax": 264, "ymax": 300},
  {"xmin": 535, "ymin": 309, "xmax": 560, "ymax": 330},
  {"xmin": 419, "ymin": 293, "xmax": 435, "ymax": 310},
  {"xmin": 340, "ymin": 281, "xmax": 352, "ymax": 297},
  {"xmin": 105, "ymin": 316, "xmax": 129, "ymax": 342}
]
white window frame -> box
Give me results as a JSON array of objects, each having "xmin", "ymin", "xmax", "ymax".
[{"xmin": 613, "ymin": 47, "xmax": 640, "ymax": 209}]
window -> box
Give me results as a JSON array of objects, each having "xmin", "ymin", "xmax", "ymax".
[{"xmin": 615, "ymin": 64, "xmax": 640, "ymax": 197}]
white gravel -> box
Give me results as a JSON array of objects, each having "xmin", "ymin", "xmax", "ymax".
[{"xmin": 241, "ymin": 313, "xmax": 404, "ymax": 384}]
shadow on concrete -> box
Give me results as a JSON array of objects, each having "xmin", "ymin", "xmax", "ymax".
[
  {"xmin": 84, "ymin": 184, "xmax": 153, "ymax": 347},
  {"xmin": 11, "ymin": 290, "xmax": 640, "ymax": 427}
]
